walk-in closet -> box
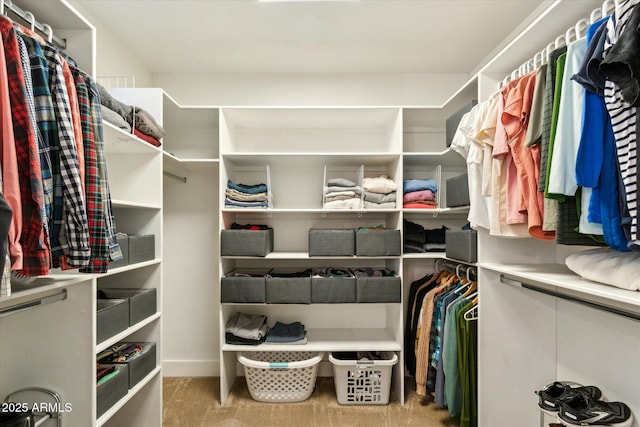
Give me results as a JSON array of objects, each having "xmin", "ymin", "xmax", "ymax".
[{"xmin": 0, "ymin": 0, "xmax": 638, "ymax": 426}]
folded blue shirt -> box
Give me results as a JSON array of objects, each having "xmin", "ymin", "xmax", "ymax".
[
  {"xmin": 266, "ymin": 321, "xmax": 306, "ymax": 343},
  {"xmin": 403, "ymin": 179, "xmax": 438, "ymax": 193},
  {"xmin": 227, "ymin": 179, "xmax": 268, "ymax": 195}
]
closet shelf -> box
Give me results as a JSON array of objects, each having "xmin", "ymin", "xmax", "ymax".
[
  {"xmin": 99, "ymin": 259, "xmax": 162, "ymax": 277},
  {"xmin": 103, "ymin": 122, "xmax": 162, "ymax": 155},
  {"xmin": 222, "ymin": 328, "xmax": 401, "ymax": 352},
  {"xmin": 402, "ymin": 252, "xmax": 446, "ymax": 259},
  {"xmin": 111, "ymin": 200, "xmax": 162, "ymax": 210},
  {"xmin": 96, "ymin": 366, "xmax": 161, "ymax": 427},
  {"xmin": 482, "ymin": 263, "xmax": 640, "ymax": 309},
  {"xmin": 0, "ymin": 276, "xmax": 88, "ymax": 307},
  {"xmin": 96, "ymin": 312, "xmax": 161, "ymax": 354},
  {"xmin": 222, "ymin": 251, "xmax": 400, "ymax": 260},
  {"xmin": 221, "ymin": 152, "xmax": 399, "ymax": 166},
  {"xmin": 221, "ymin": 208, "xmax": 400, "ymax": 214},
  {"xmin": 163, "ymin": 151, "xmax": 219, "ymax": 165}
]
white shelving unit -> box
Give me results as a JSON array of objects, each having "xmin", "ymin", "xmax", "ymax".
[
  {"xmin": 0, "ymin": 2, "xmax": 164, "ymax": 424},
  {"xmin": 216, "ymin": 99, "xmax": 473, "ymax": 405}
]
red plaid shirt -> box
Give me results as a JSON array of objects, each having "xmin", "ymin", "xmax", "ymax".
[{"xmin": 0, "ymin": 17, "xmax": 49, "ymax": 276}]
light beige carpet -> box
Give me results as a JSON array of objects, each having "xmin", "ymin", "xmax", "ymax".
[{"xmin": 163, "ymin": 377, "xmax": 460, "ymax": 427}]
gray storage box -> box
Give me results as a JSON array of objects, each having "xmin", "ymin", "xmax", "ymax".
[
  {"xmin": 97, "ymin": 364, "xmax": 128, "ymax": 418},
  {"xmin": 311, "ymin": 268, "xmax": 356, "ymax": 303},
  {"xmin": 96, "ymin": 299, "xmax": 129, "ymax": 344},
  {"xmin": 445, "ymin": 229, "xmax": 477, "ymax": 263},
  {"xmin": 353, "ymin": 270, "xmax": 401, "ymax": 303},
  {"xmin": 221, "ymin": 269, "xmax": 269, "ymax": 303},
  {"xmin": 446, "ymin": 173, "xmax": 470, "ymax": 207},
  {"xmin": 266, "ymin": 269, "xmax": 312, "ymax": 304},
  {"xmin": 98, "ymin": 288, "xmax": 157, "ymax": 326},
  {"xmin": 108, "ymin": 342, "xmax": 157, "ymax": 389},
  {"xmin": 446, "ymin": 100, "xmax": 478, "ymax": 147},
  {"xmin": 309, "ymin": 229, "xmax": 355, "ymax": 256},
  {"xmin": 128, "ymin": 234, "xmax": 155, "ymax": 263},
  {"xmin": 221, "ymin": 228, "xmax": 274, "ymax": 257},
  {"xmin": 355, "ymin": 229, "xmax": 401, "ymax": 256},
  {"xmin": 109, "ymin": 233, "xmax": 129, "ymax": 268}
]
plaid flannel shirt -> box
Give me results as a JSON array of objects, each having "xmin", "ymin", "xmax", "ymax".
[
  {"xmin": 0, "ymin": 17, "xmax": 49, "ymax": 276},
  {"xmin": 20, "ymin": 35, "xmax": 54, "ymax": 245},
  {"xmin": 87, "ymin": 77, "xmax": 121, "ymax": 261},
  {"xmin": 41, "ymin": 44, "xmax": 90, "ymax": 268},
  {"xmin": 75, "ymin": 73, "xmax": 109, "ymax": 273}
]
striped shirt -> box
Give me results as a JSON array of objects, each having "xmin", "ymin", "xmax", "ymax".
[{"xmin": 603, "ymin": 0, "xmax": 640, "ymax": 248}]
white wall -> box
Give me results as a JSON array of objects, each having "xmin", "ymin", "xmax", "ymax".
[
  {"xmin": 152, "ymin": 72, "xmax": 469, "ymax": 106},
  {"xmin": 67, "ymin": 0, "xmax": 153, "ymax": 85}
]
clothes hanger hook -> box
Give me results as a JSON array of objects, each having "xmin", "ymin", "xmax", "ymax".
[
  {"xmin": 602, "ymin": 0, "xmax": 615, "ymax": 17},
  {"xmin": 555, "ymin": 34, "xmax": 566, "ymax": 48},
  {"xmin": 590, "ymin": 7, "xmax": 602, "ymax": 24},
  {"xmin": 42, "ymin": 23, "xmax": 53, "ymax": 43},
  {"xmin": 575, "ymin": 18, "xmax": 589, "ymax": 39},
  {"xmin": 24, "ymin": 11, "xmax": 35, "ymax": 31},
  {"xmin": 466, "ymin": 266, "xmax": 473, "ymax": 281},
  {"xmin": 456, "ymin": 264, "xmax": 463, "ymax": 277}
]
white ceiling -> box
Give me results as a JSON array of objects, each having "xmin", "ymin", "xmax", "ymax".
[{"xmin": 75, "ymin": 0, "xmax": 549, "ymax": 75}]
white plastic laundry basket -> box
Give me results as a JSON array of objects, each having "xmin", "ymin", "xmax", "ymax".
[
  {"xmin": 329, "ymin": 352, "xmax": 398, "ymax": 405},
  {"xmin": 237, "ymin": 351, "xmax": 324, "ymax": 403}
]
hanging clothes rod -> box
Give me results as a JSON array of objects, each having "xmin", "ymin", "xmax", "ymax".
[
  {"xmin": 1, "ymin": 0, "xmax": 67, "ymax": 49},
  {"xmin": 500, "ymin": 0, "xmax": 616, "ymax": 87},
  {"xmin": 163, "ymin": 171, "xmax": 187, "ymax": 183},
  {"xmin": 0, "ymin": 288, "xmax": 67, "ymax": 318},
  {"xmin": 499, "ymin": 274, "xmax": 640, "ymax": 323}
]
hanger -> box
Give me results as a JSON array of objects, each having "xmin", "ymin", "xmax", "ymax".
[
  {"xmin": 575, "ymin": 18, "xmax": 589, "ymax": 40},
  {"xmin": 565, "ymin": 26, "xmax": 578, "ymax": 44},
  {"xmin": 533, "ymin": 52, "xmax": 543, "ymax": 70},
  {"xmin": 590, "ymin": 7, "xmax": 603, "ymax": 24},
  {"xmin": 463, "ymin": 302, "xmax": 478, "ymax": 321},
  {"xmin": 555, "ymin": 34, "xmax": 566, "ymax": 48},
  {"xmin": 42, "ymin": 23, "xmax": 53, "ymax": 43},
  {"xmin": 466, "ymin": 266, "xmax": 474, "ymax": 282},
  {"xmin": 24, "ymin": 10, "xmax": 34, "ymax": 31},
  {"xmin": 602, "ymin": 0, "xmax": 615, "ymax": 16}
]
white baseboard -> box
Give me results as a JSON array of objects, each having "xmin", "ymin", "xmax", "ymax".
[{"xmin": 162, "ymin": 359, "xmax": 219, "ymax": 377}]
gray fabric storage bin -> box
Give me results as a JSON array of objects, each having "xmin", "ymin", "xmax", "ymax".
[
  {"xmin": 266, "ymin": 269, "xmax": 312, "ymax": 304},
  {"xmin": 109, "ymin": 342, "xmax": 157, "ymax": 389},
  {"xmin": 355, "ymin": 229, "xmax": 401, "ymax": 256},
  {"xmin": 309, "ymin": 229, "xmax": 355, "ymax": 256},
  {"xmin": 97, "ymin": 364, "xmax": 128, "ymax": 418},
  {"xmin": 221, "ymin": 269, "xmax": 269, "ymax": 303},
  {"xmin": 446, "ymin": 173, "xmax": 470, "ymax": 207},
  {"xmin": 96, "ymin": 298, "xmax": 129, "ymax": 344},
  {"xmin": 353, "ymin": 269, "xmax": 401, "ymax": 303},
  {"xmin": 98, "ymin": 288, "xmax": 157, "ymax": 326},
  {"xmin": 221, "ymin": 229, "xmax": 274, "ymax": 257},
  {"xmin": 446, "ymin": 100, "xmax": 478, "ymax": 147},
  {"xmin": 311, "ymin": 269, "xmax": 356, "ymax": 303},
  {"xmin": 445, "ymin": 230, "xmax": 478, "ymax": 263},
  {"xmin": 128, "ymin": 234, "xmax": 155, "ymax": 263},
  {"xmin": 109, "ymin": 233, "xmax": 129, "ymax": 268}
]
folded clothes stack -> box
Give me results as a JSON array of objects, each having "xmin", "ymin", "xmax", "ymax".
[
  {"xmin": 403, "ymin": 220, "xmax": 447, "ymax": 253},
  {"xmin": 351, "ymin": 267, "xmax": 396, "ymax": 277},
  {"xmin": 323, "ymin": 177, "xmax": 362, "ymax": 209},
  {"xmin": 403, "ymin": 178, "xmax": 438, "ymax": 209},
  {"xmin": 225, "ymin": 180, "xmax": 269, "ymax": 208},
  {"xmin": 312, "ymin": 267, "xmax": 352, "ymax": 278},
  {"xmin": 225, "ymin": 312, "xmax": 269, "ymax": 345},
  {"xmin": 97, "ymin": 82, "xmax": 165, "ymax": 147},
  {"xmin": 362, "ymin": 175, "xmax": 397, "ymax": 209},
  {"xmin": 265, "ymin": 321, "xmax": 307, "ymax": 345}
]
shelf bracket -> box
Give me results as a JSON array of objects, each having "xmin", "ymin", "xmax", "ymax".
[
  {"xmin": 499, "ymin": 274, "xmax": 640, "ymax": 323},
  {"xmin": 0, "ymin": 289, "xmax": 67, "ymax": 318}
]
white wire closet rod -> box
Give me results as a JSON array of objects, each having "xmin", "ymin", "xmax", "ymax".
[{"xmin": 0, "ymin": 0, "xmax": 67, "ymax": 49}]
